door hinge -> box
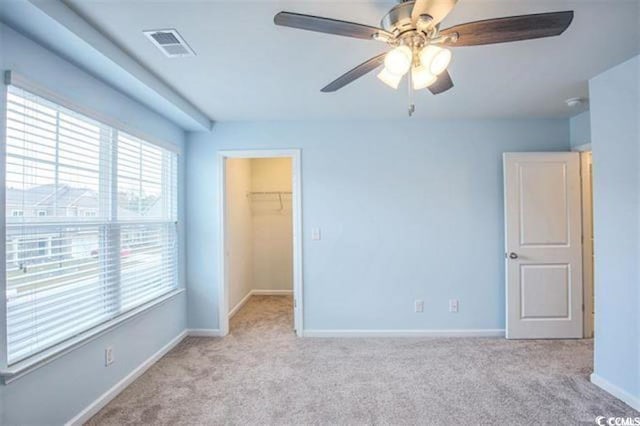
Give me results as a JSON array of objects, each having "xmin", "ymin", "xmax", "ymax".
[
  {"xmin": 582, "ymin": 303, "xmax": 585, "ymax": 312},
  {"xmin": 294, "ymin": 298, "xmax": 297, "ymax": 308}
]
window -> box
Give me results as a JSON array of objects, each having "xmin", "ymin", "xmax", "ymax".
[
  {"xmin": 16, "ymin": 237, "xmax": 49, "ymax": 262},
  {"xmin": 80, "ymin": 209, "xmax": 97, "ymax": 217},
  {"xmin": 4, "ymin": 85, "xmax": 179, "ymax": 365}
]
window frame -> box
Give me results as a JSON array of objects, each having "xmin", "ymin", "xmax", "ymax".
[{"xmin": 0, "ymin": 71, "xmax": 183, "ymax": 383}]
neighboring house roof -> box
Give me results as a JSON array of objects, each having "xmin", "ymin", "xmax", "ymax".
[
  {"xmin": 6, "ymin": 184, "xmax": 97, "ymax": 209},
  {"xmin": 6, "ymin": 184, "xmax": 161, "ymax": 218}
]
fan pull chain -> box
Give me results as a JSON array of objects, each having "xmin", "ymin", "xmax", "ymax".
[{"xmin": 407, "ymin": 69, "xmax": 415, "ymax": 117}]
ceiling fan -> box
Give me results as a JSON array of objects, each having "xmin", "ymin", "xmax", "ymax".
[{"xmin": 274, "ymin": 1, "xmax": 573, "ymax": 97}]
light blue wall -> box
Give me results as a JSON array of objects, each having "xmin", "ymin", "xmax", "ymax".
[
  {"xmin": 590, "ymin": 55, "xmax": 640, "ymax": 401},
  {"xmin": 569, "ymin": 111, "xmax": 591, "ymax": 148},
  {"xmin": 187, "ymin": 119, "xmax": 570, "ymax": 331},
  {"xmin": 0, "ymin": 23, "xmax": 188, "ymax": 425}
]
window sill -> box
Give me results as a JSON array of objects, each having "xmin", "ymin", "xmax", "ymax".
[{"xmin": 0, "ymin": 288, "xmax": 185, "ymax": 384}]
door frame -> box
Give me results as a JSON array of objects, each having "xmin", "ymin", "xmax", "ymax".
[
  {"xmin": 217, "ymin": 149, "xmax": 303, "ymax": 336},
  {"xmin": 580, "ymin": 151, "xmax": 594, "ymax": 338}
]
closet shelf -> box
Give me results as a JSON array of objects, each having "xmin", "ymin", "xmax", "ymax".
[{"xmin": 247, "ymin": 191, "xmax": 292, "ymax": 211}]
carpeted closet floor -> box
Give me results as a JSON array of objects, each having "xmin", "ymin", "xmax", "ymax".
[{"xmin": 88, "ymin": 295, "xmax": 637, "ymax": 425}]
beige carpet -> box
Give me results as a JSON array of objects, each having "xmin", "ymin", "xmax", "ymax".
[{"xmin": 88, "ymin": 295, "xmax": 637, "ymax": 425}]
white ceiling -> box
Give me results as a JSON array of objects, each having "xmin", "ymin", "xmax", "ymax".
[{"xmin": 63, "ymin": 0, "xmax": 640, "ymax": 121}]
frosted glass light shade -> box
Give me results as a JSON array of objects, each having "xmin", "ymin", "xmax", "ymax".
[
  {"xmin": 377, "ymin": 67, "xmax": 402, "ymax": 89},
  {"xmin": 419, "ymin": 45, "xmax": 452, "ymax": 75},
  {"xmin": 411, "ymin": 65, "xmax": 437, "ymax": 90},
  {"xmin": 384, "ymin": 46, "xmax": 412, "ymax": 76}
]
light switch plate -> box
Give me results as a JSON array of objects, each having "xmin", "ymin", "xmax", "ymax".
[
  {"xmin": 449, "ymin": 299, "xmax": 459, "ymax": 313},
  {"xmin": 415, "ymin": 300, "xmax": 424, "ymax": 313},
  {"xmin": 311, "ymin": 228, "xmax": 321, "ymax": 240}
]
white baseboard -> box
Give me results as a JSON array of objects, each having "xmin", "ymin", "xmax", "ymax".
[
  {"xmin": 251, "ymin": 289, "xmax": 293, "ymax": 296},
  {"xmin": 228, "ymin": 291, "xmax": 253, "ymax": 319},
  {"xmin": 591, "ymin": 373, "xmax": 640, "ymax": 411},
  {"xmin": 303, "ymin": 329, "xmax": 505, "ymax": 337},
  {"xmin": 187, "ymin": 328, "xmax": 224, "ymax": 337},
  {"xmin": 66, "ymin": 324, "xmax": 505, "ymax": 425},
  {"xmin": 66, "ymin": 330, "xmax": 188, "ymax": 426}
]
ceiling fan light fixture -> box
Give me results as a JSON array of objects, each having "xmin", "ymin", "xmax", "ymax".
[
  {"xmin": 411, "ymin": 65, "xmax": 437, "ymax": 90},
  {"xmin": 275, "ymin": 8, "xmax": 575, "ymax": 98},
  {"xmin": 377, "ymin": 67, "xmax": 403, "ymax": 89},
  {"xmin": 419, "ymin": 45, "xmax": 452, "ymax": 75},
  {"xmin": 384, "ymin": 45, "xmax": 413, "ymax": 76}
]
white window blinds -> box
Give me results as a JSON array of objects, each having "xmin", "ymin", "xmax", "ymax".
[{"xmin": 4, "ymin": 85, "xmax": 178, "ymax": 364}]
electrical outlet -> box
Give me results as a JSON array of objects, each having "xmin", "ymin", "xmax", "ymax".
[
  {"xmin": 449, "ymin": 299, "xmax": 459, "ymax": 313},
  {"xmin": 415, "ymin": 299, "xmax": 424, "ymax": 313},
  {"xmin": 311, "ymin": 228, "xmax": 321, "ymax": 241},
  {"xmin": 105, "ymin": 346, "xmax": 114, "ymax": 366}
]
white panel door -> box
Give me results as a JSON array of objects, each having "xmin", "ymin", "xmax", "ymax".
[{"xmin": 504, "ymin": 153, "xmax": 583, "ymax": 339}]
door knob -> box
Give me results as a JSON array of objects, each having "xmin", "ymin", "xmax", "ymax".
[{"xmin": 508, "ymin": 252, "xmax": 518, "ymax": 259}]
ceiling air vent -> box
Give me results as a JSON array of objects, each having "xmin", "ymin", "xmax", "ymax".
[{"xmin": 143, "ymin": 29, "xmax": 195, "ymax": 58}]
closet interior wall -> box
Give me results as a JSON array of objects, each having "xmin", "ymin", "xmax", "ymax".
[{"xmin": 226, "ymin": 158, "xmax": 293, "ymax": 315}]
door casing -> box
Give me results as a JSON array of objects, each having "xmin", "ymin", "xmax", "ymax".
[
  {"xmin": 217, "ymin": 149, "xmax": 303, "ymax": 336},
  {"xmin": 580, "ymin": 151, "xmax": 594, "ymax": 338}
]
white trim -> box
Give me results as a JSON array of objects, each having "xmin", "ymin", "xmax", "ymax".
[
  {"xmin": 251, "ymin": 289, "xmax": 293, "ymax": 296},
  {"xmin": 217, "ymin": 153, "xmax": 228, "ymax": 335},
  {"xmin": 572, "ymin": 143, "xmax": 592, "ymax": 152},
  {"xmin": 5, "ymin": 71, "xmax": 183, "ymax": 154},
  {"xmin": 228, "ymin": 291, "xmax": 253, "ymax": 319},
  {"xmin": 0, "ymin": 78, "xmax": 7, "ymax": 369},
  {"xmin": 303, "ymin": 329, "xmax": 505, "ymax": 337},
  {"xmin": 65, "ymin": 330, "xmax": 188, "ymax": 426},
  {"xmin": 187, "ymin": 329, "xmax": 224, "ymax": 337},
  {"xmin": 0, "ymin": 289, "xmax": 185, "ymax": 383},
  {"xmin": 219, "ymin": 149, "xmax": 301, "ymax": 159},
  {"xmin": 591, "ymin": 373, "xmax": 640, "ymax": 411},
  {"xmin": 217, "ymin": 149, "xmax": 303, "ymax": 337},
  {"xmin": 580, "ymin": 151, "xmax": 594, "ymax": 338}
]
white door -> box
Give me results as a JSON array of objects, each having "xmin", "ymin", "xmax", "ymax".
[{"xmin": 504, "ymin": 153, "xmax": 583, "ymax": 339}]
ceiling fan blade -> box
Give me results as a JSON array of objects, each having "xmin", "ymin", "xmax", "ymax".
[
  {"xmin": 411, "ymin": 0, "xmax": 458, "ymax": 26},
  {"xmin": 321, "ymin": 53, "xmax": 387, "ymax": 93},
  {"xmin": 274, "ymin": 12, "xmax": 392, "ymax": 40},
  {"xmin": 428, "ymin": 70, "xmax": 454, "ymax": 95},
  {"xmin": 439, "ymin": 11, "xmax": 574, "ymax": 46}
]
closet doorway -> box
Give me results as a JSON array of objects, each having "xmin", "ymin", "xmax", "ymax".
[{"xmin": 217, "ymin": 150, "xmax": 302, "ymax": 336}]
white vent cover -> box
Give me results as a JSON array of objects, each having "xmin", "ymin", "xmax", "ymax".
[{"xmin": 143, "ymin": 29, "xmax": 195, "ymax": 58}]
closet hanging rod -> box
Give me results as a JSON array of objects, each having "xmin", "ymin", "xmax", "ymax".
[{"xmin": 247, "ymin": 191, "xmax": 292, "ymax": 195}]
